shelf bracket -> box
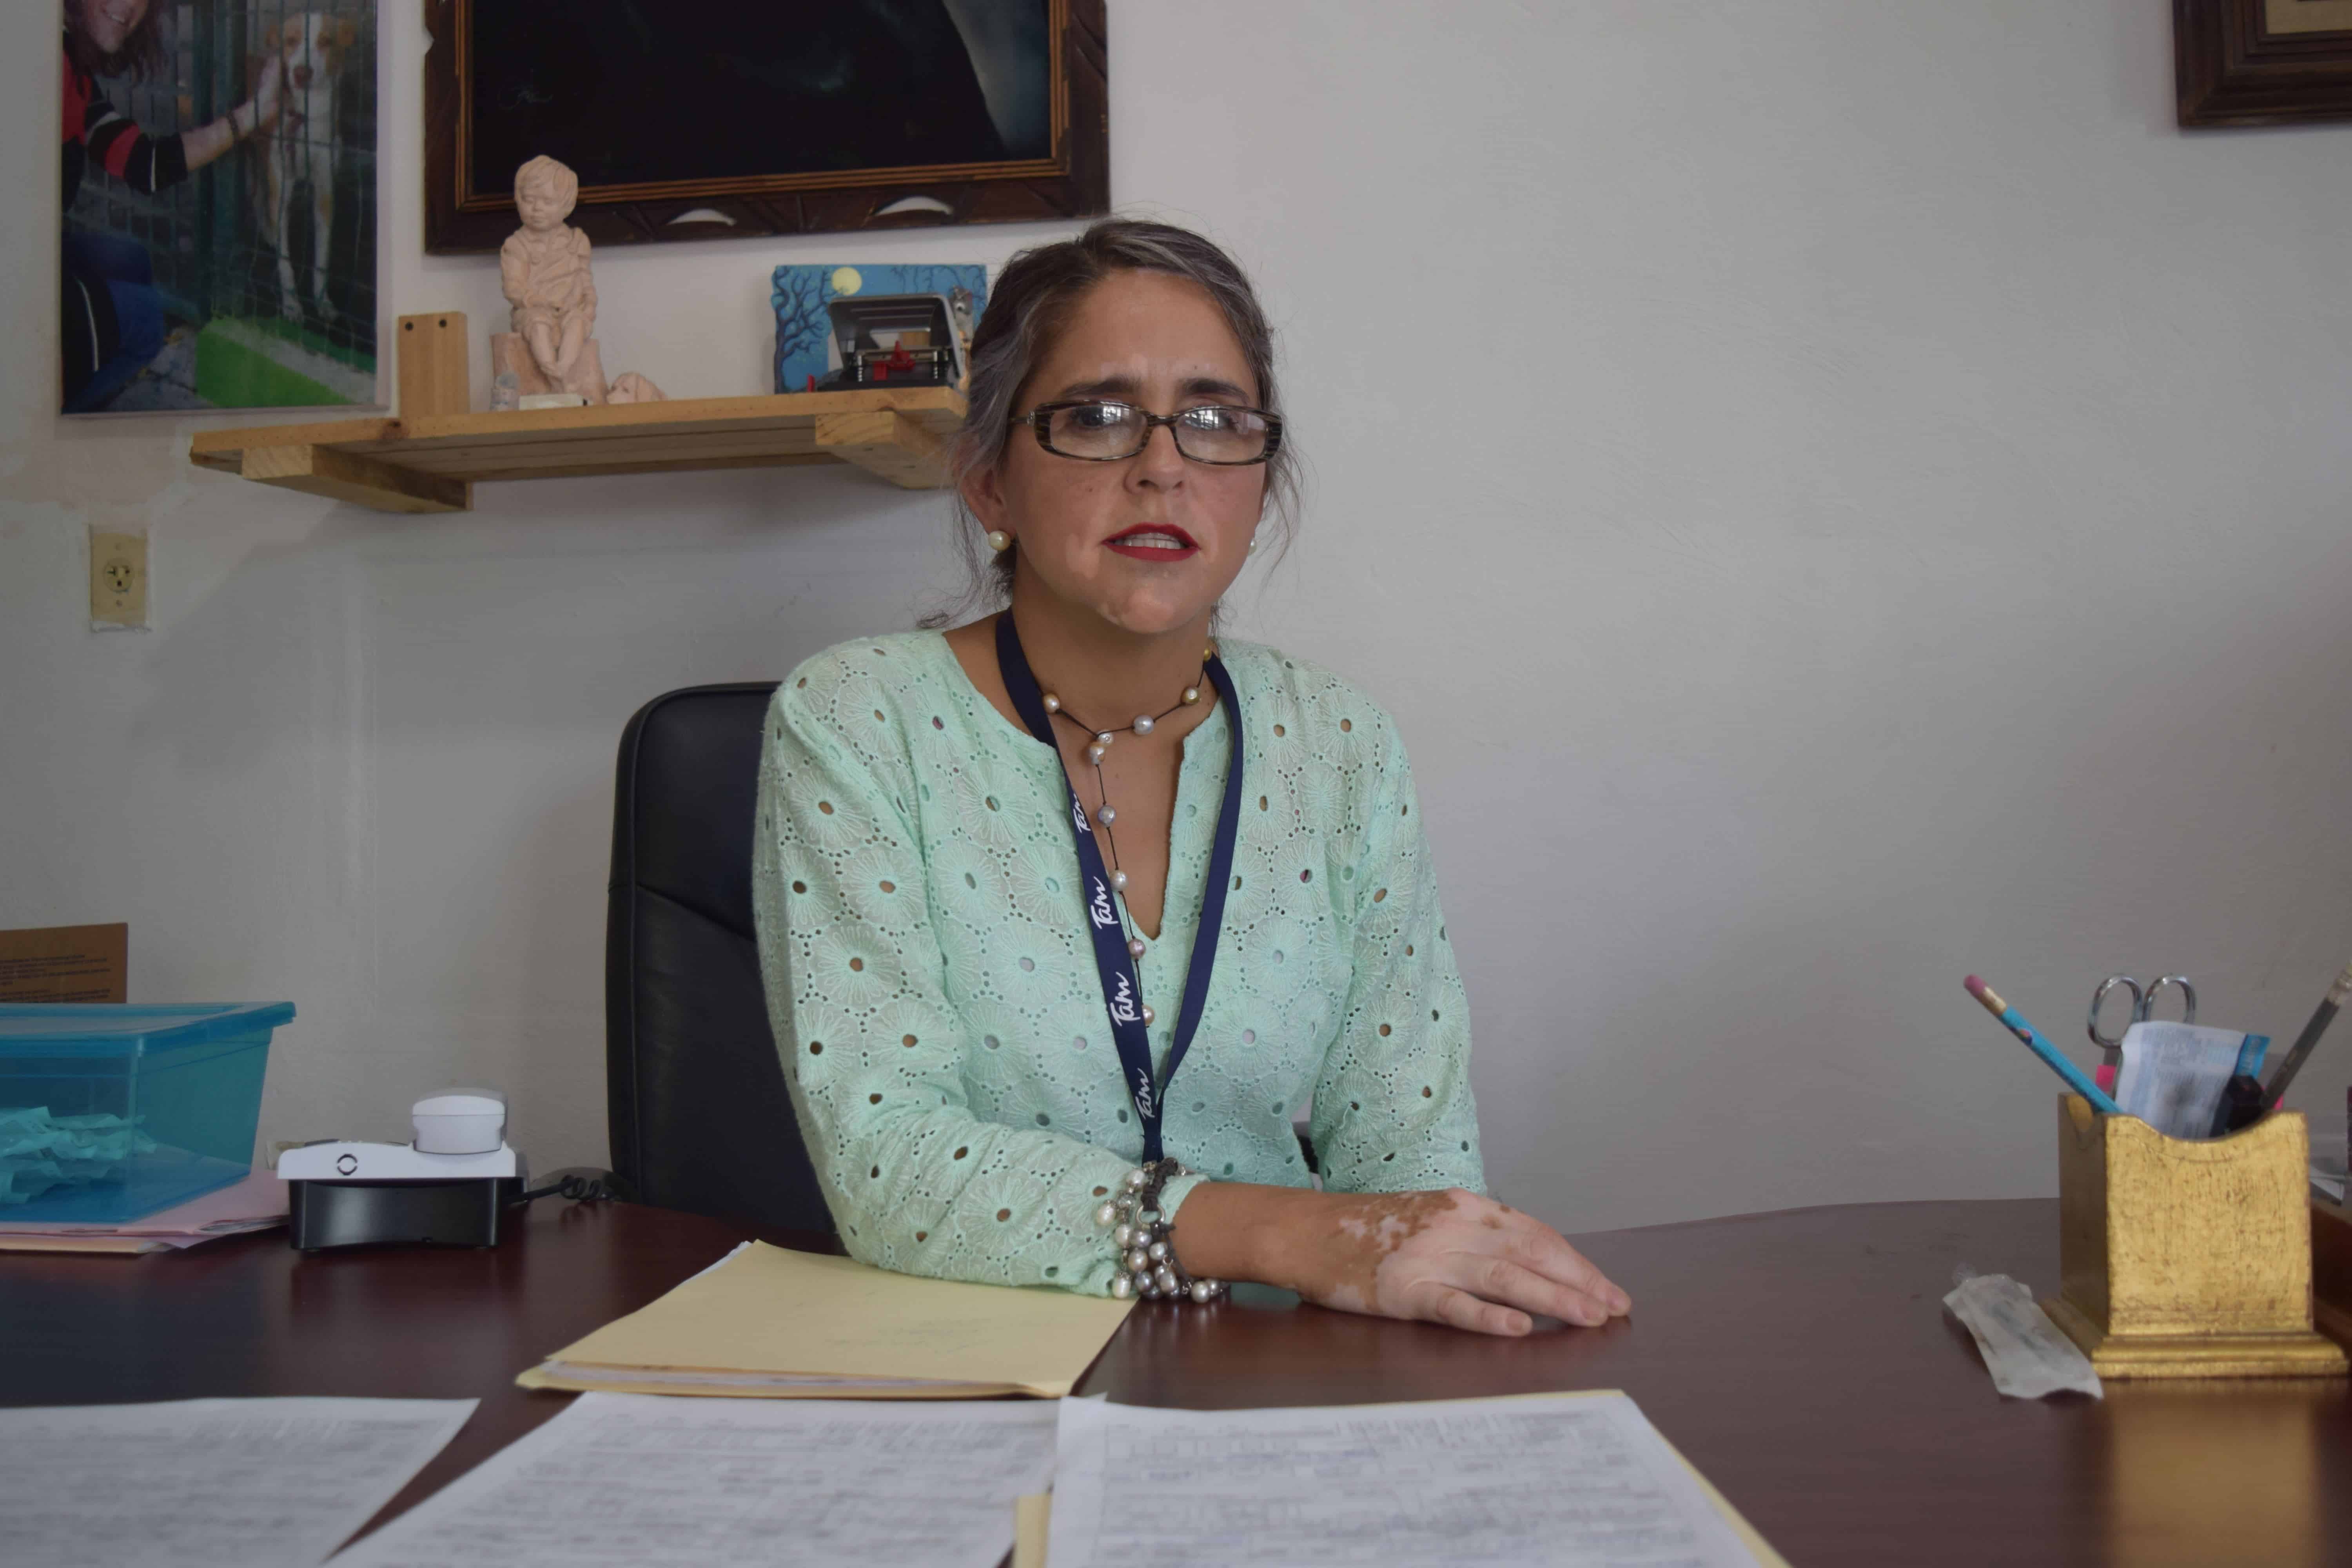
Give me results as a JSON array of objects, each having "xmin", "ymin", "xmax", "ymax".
[
  {"xmin": 813, "ymin": 410, "xmax": 949, "ymax": 489},
  {"xmin": 239, "ymin": 445, "xmax": 472, "ymax": 515}
]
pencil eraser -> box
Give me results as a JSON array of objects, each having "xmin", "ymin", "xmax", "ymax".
[{"xmin": 1964, "ymin": 975, "xmax": 1989, "ymax": 1000}]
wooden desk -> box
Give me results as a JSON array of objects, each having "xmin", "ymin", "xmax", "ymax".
[{"xmin": 7, "ymin": 1197, "xmax": 2350, "ymax": 1566}]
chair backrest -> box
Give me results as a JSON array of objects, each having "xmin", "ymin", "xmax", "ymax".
[{"xmin": 604, "ymin": 682, "xmax": 835, "ymax": 1233}]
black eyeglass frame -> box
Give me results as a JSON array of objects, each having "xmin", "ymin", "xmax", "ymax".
[{"xmin": 1012, "ymin": 400, "xmax": 1286, "ymax": 466}]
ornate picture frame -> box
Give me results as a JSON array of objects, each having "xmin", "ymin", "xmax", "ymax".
[
  {"xmin": 423, "ymin": 0, "xmax": 1106, "ymax": 254},
  {"xmin": 2177, "ymin": 0, "xmax": 2352, "ymax": 125}
]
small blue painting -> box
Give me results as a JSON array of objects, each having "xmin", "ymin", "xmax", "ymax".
[{"xmin": 772, "ymin": 264, "xmax": 991, "ymax": 394}]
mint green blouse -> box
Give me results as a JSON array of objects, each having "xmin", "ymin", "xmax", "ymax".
[{"xmin": 751, "ymin": 632, "xmax": 1484, "ymax": 1296}]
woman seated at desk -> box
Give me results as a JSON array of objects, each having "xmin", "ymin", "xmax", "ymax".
[{"xmin": 753, "ymin": 220, "xmax": 1629, "ymax": 1336}]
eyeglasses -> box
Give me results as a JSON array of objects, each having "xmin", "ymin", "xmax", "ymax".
[{"xmin": 1013, "ymin": 401, "xmax": 1283, "ymax": 465}]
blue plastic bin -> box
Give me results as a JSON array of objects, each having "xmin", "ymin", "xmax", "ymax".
[{"xmin": 0, "ymin": 1002, "xmax": 293, "ymax": 1224}]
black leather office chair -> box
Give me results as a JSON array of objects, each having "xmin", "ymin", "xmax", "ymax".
[{"xmin": 604, "ymin": 682, "xmax": 835, "ymax": 1234}]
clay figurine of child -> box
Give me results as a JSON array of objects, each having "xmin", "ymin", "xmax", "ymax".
[{"xmin": 500, "ymin": 156, "xmax": 603, "ymax": 403}]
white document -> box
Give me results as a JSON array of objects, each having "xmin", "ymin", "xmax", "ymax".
[
  {"xmin": 2312, "ymin": 1152, "xmax": 2348, "ymax": 1203},
  {"xmin": 0, "ymin": 1396, "xmax": 475, "ymax": 1568},
  {"xmin": 1047, "ymin": 1392, "xmax": 1772, "ymax": 1568},
  {"xmin": 2114, "ymin": 1021, "xmax": 2245, "ymax": 1139},
  {"xmin": 331, "ymin": 1391, "xmax": 1056, "ymax": 1568}
]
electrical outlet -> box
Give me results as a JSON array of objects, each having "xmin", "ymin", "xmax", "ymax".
[{"xmin": 89, "ymin": 528, "xmax": 149, "ymax": 630}]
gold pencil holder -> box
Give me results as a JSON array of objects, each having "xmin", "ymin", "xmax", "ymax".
[{"xmin": 2043, "ymin": 1094, "xmax": 2347, "ymax": 1379}]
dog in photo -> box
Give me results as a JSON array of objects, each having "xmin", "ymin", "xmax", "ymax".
[{"xmin": 254, "ymin": 12, "xmax": 356, "ymax": 321}]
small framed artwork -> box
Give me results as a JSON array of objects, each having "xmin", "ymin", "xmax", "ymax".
[
  {"xmin": 771, "ymin": 264, "xmax": 989, "ymax": 394},
  {"xmin": 425, "ymin": 0, "xmax": 1107, "ymax": 254},
  {"xmin": 2177, "ymin": 0, "xmax": 2352, "ymax": 125},
  {"xmin": 60, "ymin": 0, "xmax": 382, "ymax": 414}
]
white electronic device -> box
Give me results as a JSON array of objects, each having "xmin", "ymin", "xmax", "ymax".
[
  {"xmin": 275, "ymin": 1139, "xmax": 519, "ymax": 1182},
  {"xmin": 278, "ymin": 1088, "xmax": 526, "ymax": 1250}
]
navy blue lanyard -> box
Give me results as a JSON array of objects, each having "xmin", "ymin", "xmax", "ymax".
[{"xmin": 993, "ymin": 613, "xmax": 1246, "ymax": 1162}]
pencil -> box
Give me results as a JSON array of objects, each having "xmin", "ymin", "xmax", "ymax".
[
  {"xmin": 1965, "ymin": 975, "xmax": 2125, "ymax": 1116},
  {"xmin": 2260, "ymin": 957, "xmax": 2352, "ymax": 1105}
]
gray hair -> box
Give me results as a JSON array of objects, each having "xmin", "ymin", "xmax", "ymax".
[{"xmin": 924, "ymin": 219, "xmax": 1300, "ymax": 626}]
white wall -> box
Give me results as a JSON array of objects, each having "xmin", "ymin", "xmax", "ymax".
[{"xmin": 5, "ymin": 2, "xmax": 2349, "ymax": 1234}]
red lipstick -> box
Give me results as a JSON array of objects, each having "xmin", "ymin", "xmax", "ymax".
[{"xmin": 1104, "ymin": 523, "xmax": 1200, "ymax": 561}]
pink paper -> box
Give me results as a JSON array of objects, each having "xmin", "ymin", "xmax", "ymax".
[{"xmin": 0, "ymin": 1167, "xmax": 287, "ymax": 1237}]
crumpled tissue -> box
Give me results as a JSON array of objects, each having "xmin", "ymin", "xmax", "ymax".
[
  {"xmin": 1944, "ymin": 1267, "xmax": 2103, "ymax": 1400},
  {"xmin": 0, "ymin": 1106, "xmax": 157, "ymax": 1203}
]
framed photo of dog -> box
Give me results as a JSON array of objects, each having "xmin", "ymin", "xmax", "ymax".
[
  {"xmin": 2177, "ymin": 0, "xmax": 2352, "ymax": 125},
  {"xmin": 423, "ymin": 0, "xmax": 1107, "ymax": 254},
  {"xmin": 59, "ymin": 0, "xmax": 383, "ymax": 414}
]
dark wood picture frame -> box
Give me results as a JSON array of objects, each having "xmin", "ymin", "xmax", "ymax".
[
  {"xmin": 2177, "ymin": 0, "xmax": 2352, "ymax": 125},
  {"xmin": 423, "ymin": 0, "xmax": 1106, "ymax": 254}
]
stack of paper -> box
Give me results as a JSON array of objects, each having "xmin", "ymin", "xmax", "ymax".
[
  {"xmin": 0, "ymin": 1168, "xmax": 286, "ymax": 1254},
  {"xmin": 2312, "ymin": 1149, "xmax": 2347, "ymax": 1203},
  {"xmin": 330, "ymin": 1393, "xmax": 1054, "ymax": 1568},
  {"xmin": 330, "ymin": 1386, "xmax": 1782, "ymax": 1568},
  {"xmin": 517, "ymin": 1241, "xmax": 1135, "ymax": 1399},
  {"xmin": 1048, "ymin": 1391, "xmax": 1787, "ymax": 1567},
  {"xmin": 0, "ymin": 1396, "xmax": 474, "ymax": 1567}
]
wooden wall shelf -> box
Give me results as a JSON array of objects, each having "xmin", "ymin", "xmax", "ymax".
[{"xmin": 187, "ymin": 314, "xmax": 964, "ymax": 515}]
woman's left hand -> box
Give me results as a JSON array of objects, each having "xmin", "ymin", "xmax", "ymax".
[
  {"xmin": 1296, "ymin": 1186, "xmax": 1632, "ymax": 1336},
  {"xmin": 1174, "ymin": 1182, "xmax": 1631, "ymax": 1338}
]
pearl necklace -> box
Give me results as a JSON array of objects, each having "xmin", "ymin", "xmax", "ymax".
[{"xmin": 1037, "ymin": 643, "xmax": 1215, "ymax": 1028}]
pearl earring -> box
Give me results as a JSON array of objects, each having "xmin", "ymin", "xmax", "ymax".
[
  {"xmin": 1246, "ymin": 532, "xmax": 1262, "ymax": 555},
  {"xmin": 986, "ymin": 530, "xmax": 1011, "ymax": 553}
]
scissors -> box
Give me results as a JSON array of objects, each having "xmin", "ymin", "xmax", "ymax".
[{"xmin": 2088, "ymin": 973, "xmax": 2198, "ymax": 1076}]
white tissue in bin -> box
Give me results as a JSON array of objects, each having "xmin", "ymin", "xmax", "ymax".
[
  {"xmin": 0, "ymin": 1107, "xmax": 158, "ymax": 1203},
  {"xmin": 410, "ymin": 1089, "xmax": 506, "ymax": 1154}
]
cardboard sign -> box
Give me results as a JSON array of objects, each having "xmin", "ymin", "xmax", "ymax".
[{"xmin": 0, "ymin": 924, "xmax": 127, "ymax": 1003}]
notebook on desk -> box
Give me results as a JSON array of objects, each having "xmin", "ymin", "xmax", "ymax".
[{"xmin": 517, "ymin": 1241, "xmax": 1135, "ymax": 1399}]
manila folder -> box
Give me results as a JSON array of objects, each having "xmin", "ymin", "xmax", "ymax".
[{"xmin": 517, "ymin": 1242, "xmax": 1134, "ymax": 1399}]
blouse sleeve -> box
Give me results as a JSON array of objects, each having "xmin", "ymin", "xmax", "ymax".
[
  {"xmin": 1306, "ymin": 713, "xmax": 1488, "ymax": 1194},
  {"xmin": 78, "ymin": 87, "xmax": 189, "ymax": 195},
  {"xmin": 752, "ymin": 662, "xmax": 1187, "ymax": 1294}
]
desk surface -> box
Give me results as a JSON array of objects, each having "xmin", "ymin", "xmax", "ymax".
[{"xmin": 7, "ymin": 1196, "xmax": 2350, "ymax": 1566}]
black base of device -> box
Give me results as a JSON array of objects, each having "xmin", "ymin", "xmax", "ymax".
[{"xmin": 287, "ymin": 1177, "xmax": 521, "ymax": 1251}]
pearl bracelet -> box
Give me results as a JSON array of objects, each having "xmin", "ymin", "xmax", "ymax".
[{"xmin": 1093, "ymin": 1160, "xmax": 1227, "ymax": 1303}]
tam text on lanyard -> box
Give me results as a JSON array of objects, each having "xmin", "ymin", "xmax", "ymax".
[{"xmin": 993, "ymin": 614, "xmax": 1247, "ymax": 1161}]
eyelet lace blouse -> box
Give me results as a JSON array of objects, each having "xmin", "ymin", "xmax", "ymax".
[{"xmin": 752, "ymin": 631, "xmax": 1485, "ymax": 1295}]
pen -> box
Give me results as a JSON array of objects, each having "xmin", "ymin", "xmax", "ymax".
[
  {"xmin": 1965, "ymin": 975, "xmax": 2125, "ymax": 1116},
  {"xmin": 2261, "ymin": 956, "xmax": 2352, "ymax": 1105}
]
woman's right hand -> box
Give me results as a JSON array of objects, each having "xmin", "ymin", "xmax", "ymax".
[
  {"xmin": 1175, "ymin": 1183, "xmax": 1631, "ymax": 1338},
  {"xmin": 249, "ymin": 57, "xmax": 285, "ymax": 133}
]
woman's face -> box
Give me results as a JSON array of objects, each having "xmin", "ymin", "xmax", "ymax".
[
  {"xmin": 77, "ymin": 0, "xmax": 149, "ymax": 56},
  {"xmin": 968, "ymin": 270, "xmax": 1268, "ymax": 640}
]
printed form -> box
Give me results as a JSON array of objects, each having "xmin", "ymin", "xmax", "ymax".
[
  {"xmin": 1047, "ymin": 1392, "xmax": 1777, "ymax": 1568},
  {"xmin": 0, "ymin": 1396, "xmax": 475, "ymax": 1568},
  {"xmin": 330, "ymin": 1392, "xmax": 1054, "ymax": 1568}
]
